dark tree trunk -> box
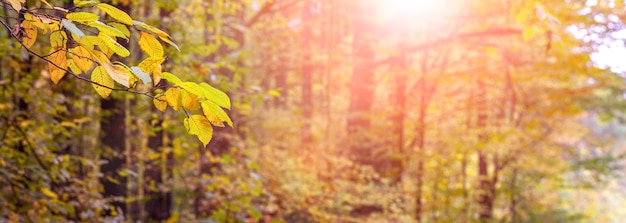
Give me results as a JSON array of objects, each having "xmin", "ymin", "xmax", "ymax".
[
  {"xmin": 100, "ymin": 97, "xmax": 127, "ymax": 217},
  {"xmin": 144, "ymin": 112, "xmax": 171, "ymax": 221},
  {"xmin": 143, "ymin": 7, "xmax": 175, "ymax": 221},
  {"xmin": 100, "ymin": 2, "xmax": 131, "ymax": 219}
]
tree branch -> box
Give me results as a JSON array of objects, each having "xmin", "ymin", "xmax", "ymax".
[
  {"xmin": 245, "ymin": 0, "xmax": 301, "ymax": 27},
  {"xmin": 0, "ymin": 18, "xmax": 157, "ymax": 98},
  {"xmin": 369, "ymin": 28, "xmax": 523, "ymax": 69}
]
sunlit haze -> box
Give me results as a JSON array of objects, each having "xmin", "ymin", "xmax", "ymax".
[{"xmin": 377, "ymin": 0, "xmax": 447, "ymax": 22}]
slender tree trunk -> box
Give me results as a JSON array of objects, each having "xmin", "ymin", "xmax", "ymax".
[
  {"xmin": 274, "ymin": 63, "xmax": 287, "ymax": 108},
  {"xmin": 415, "ymin": 76, "xmax": 426, "ymax": 222},
  {"xmin": 510, "ymin": 169, "xmax": 518, "ymax": 223},
  {"xmin": 300, "ymin": 0, "xmax": 313, "ymax": 148},
  {"xmin": 391, "ymin": 43, "xmax": 406, "ymax": 157},
  {"xmin": 476, "ymin": 78, "xmax": 493, "ymax": 222},
  {"xmin": 347, "ymin": 0, "xmax": 375, "ymax": 167}
]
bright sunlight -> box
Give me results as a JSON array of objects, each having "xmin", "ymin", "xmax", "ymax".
[{"xmin": 377, "ymin": 0, "xmax": 448, "ymax": 22}]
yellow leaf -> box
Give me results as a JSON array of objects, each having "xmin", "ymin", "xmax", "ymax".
[
  {"xmin": 79, "ymin": 35, "xmax": 98, "ymax": 50},
  {"xmin": 48, "ymin": 49, "xmax": 67, "ymax": 84},
  {"xmin": 98, "ymin": 34, "xmax": 130, "ymax": 57},
  {"xmin": 41, "ymin": 187, "xmax": 58, "ymax": 199},
  {"xmin": 21, "ymin": 20, "xmax": 37, "ymax": 48},
  {"xmin": 180, "ymin": 82, "xmax": 204, "ymax": 97},
  {"xmin": 50, "ymin": 31, "xmax": 67, "ymax": 49},
  {"xmin": 138, "ymin": 57, "xmax": 165, "ymax": 74},
  {"xmin": 128, "ymin": 69, "xmax": 138, "ymax": 87},
  {"xmin": 205, "ymin": 111, "xmax": 224, "ymax": 127},
  {"xmin": 67, "ymin": 58, "xmax": 82, "ymax": 74},
  {"xmin": 161, "ymin": 72, "xmax": 182, "ymax": 86},
  {"xmin": 199, "ymin": 83, "xmax": 230, "ymax": 109},
  {"xmin": 6, "ymin": 0, "xmax": 24, "ymax": 11},
  {"xmin": 522, "ymin": 27, "xmax": 536, "ymax": 41},
  {"xmin": 109, "ymin": 22, "xmax": 130, "ymax": 37},
  {"xmin": 181, "ymin": 90, "xmax": 200, "ymax": 111},
  {"xmin": 39, "ymin": 0, "xmax": 53, "ymax": 8},
  {"xmin": 100, "ymin": 62, "xmax": 130, "ymax": 87},
  {"xmin": 184, "ymin": 115, "xmax": 213, "ymax": 146},
  {"xmin": 133, "ymin": 20, "xmax": 170, "ymax": 38},
  {"xmin": 24, "ymin": 13, "xmax": 46, "ymax": 30},
  {"xmin": 201, "ymin": 101, "xmax": 232, "ymax": 127},
  {"xmin": 159, "ymin": 35, "xmax": 180, "ymax": 51},
  {"xmin": 96, "ymin": 3, "xmax": 133, "ymax": 25},
  {"xmin": 153, "ymin": 94, "xmax": 167, "ymax": 111},
  {"xmin": 87, "ymin": 21, "xmax": 126, "ymax": 38},
  {"xmin": 70, "ymin": 46, "xmax": 93, "ymax": 72},
  {"xmin": 165, "ymin": 212, "xmax": 179, "ymax": 223},
  {"xmin": 75, "ymin": 0, "xmax": 96, "ymax": 7},
  {"xmin": 66, "ymin": 12, "xmax": 99, "ymax": 22},
  {"xmin": 91, "ymin": 66, "xmax": 114, "ymax": 98},
  {"xmin": 90, "ymin": 49, "xmax": 111, "ymax": 64},
  {"xmin": 94, "ymin": 37, "xmax": 115, "ymax": 58},
  {"xmin": 165, "ymin": 87, "xmax": 181, "ymax": 111},
  {"xmin": 138, "ymin": 32, "xmax": 164, "ymax": 58},
  {"xmin": 153, "ymin": 65, "xmax": 162, "ymax": 87}
]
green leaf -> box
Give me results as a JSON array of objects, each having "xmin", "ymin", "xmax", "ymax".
[
  {"xmin": 199, "ymin": 83, "xmax": 230, "ymax": 109},
  {"xmin": 97, "ymin": 3, "xmax": 133, "ymax": 25},
  {"xmin": 221, "ymin": 154, "xmax": 236, "ymax": 164},
  {"xmin": 184, "ymin": 115, "xmax": 213, "ymax": 146},
  {"xmin": 249, "ymin": 208, "xmax": 262, "ymax": 221},
  {"xmin": 66, "ymin": 12, "xmax": 99, "ymax": 22},
  {"xmin": 161, "ymin": 72, "xmax": 183, "ymax": 86},
  {"xmin": 61, "ymin": 19, "xmax": 85, "ymax": 38}
]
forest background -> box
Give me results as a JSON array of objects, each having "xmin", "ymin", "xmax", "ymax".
[{"xmin": 1, "ymin": 0, "xmax": 626, "ymax": 222}]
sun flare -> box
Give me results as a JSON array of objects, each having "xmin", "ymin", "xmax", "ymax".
[{"xmin": 377, "ymin": 0, "xmax": 447, "ymax": 22}]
